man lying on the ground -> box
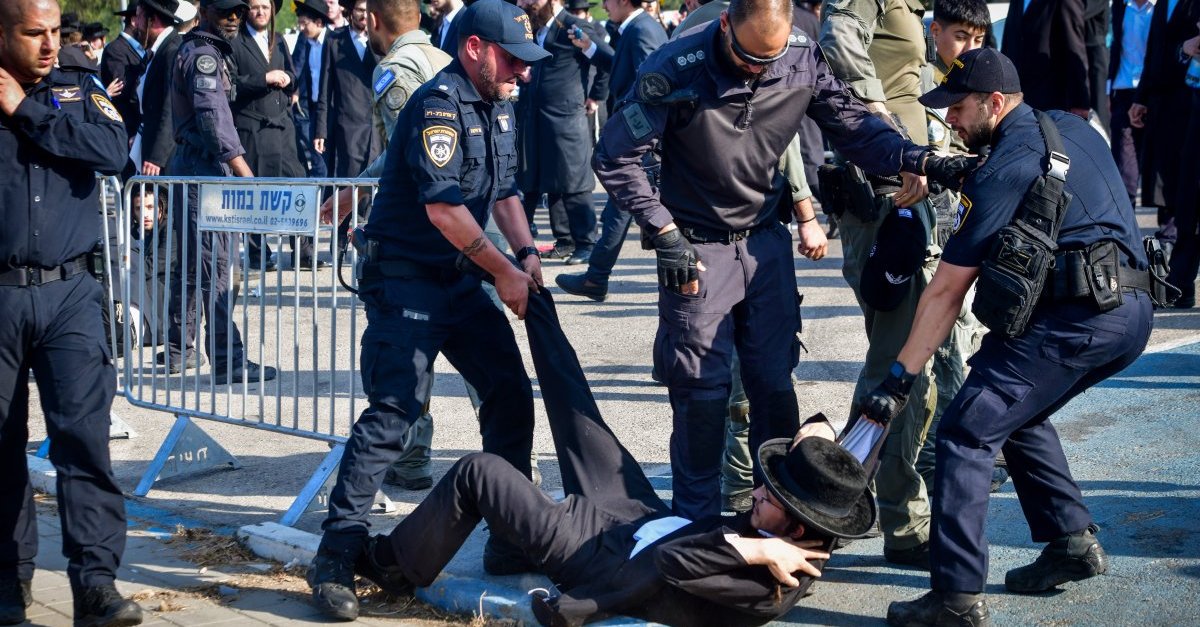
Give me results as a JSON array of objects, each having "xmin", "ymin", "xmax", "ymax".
[{"xmin": 323, "ymin": 278, "xmax": 877, "ymax": 627}]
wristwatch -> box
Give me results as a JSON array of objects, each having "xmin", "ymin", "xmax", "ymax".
[{"xmin": 515, "ymin": 245, "xmax": 539, "ymax": 262}]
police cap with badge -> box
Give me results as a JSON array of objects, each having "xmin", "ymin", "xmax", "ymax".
[
  {"xmin": 860, "ymin": 207, "xmax": 929, "ymax": 312},
  {"xmin": 456, "ymin": 0, "xmax": 552, "ymax": 63}
]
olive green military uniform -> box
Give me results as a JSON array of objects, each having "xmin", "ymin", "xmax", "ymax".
[
  {"xmin": 365, "ymin": 31, "xmax": 453, "ymax": 486},
  {"xmin": 820, "ymin": 0, "xmax": 935, "ymax": 554}
]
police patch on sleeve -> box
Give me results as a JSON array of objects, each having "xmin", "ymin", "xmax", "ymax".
[
  {"xmin": 91, "ymin": 94, "xmax": 123, "ymax": 122},
  {"xmin": 195, "ymin": 54, "xmax": 218, "ymax": 74},
  {"xmin": 51, "ymin": 86, "xmax": 82, "ymax": 102},
  {"xmin": 952, "ymin": 194, "xmax": 972, "ymax": 234},
  {"xmin": 621, "ymin": 103, "xmax": 652, "ymax": 140},
  {"xmin": 194, "ymin": 75, "xmax": 218, "ymax": 91},
  {"xmin": 386, "ymin": 87, "xmax": 408, "ymax": 110},
  {"xmin": 636, "ymin": 72, "xmax": 671, "ymax": 102},
  {"xmin": 422, "ymin": 125, "xmax": 458, "ymax": 168}
]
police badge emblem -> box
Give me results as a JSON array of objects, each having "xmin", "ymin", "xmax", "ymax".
[
  {"xmin": 423, "ymin": 125, "xmax": 458, "ymax": 168},
  {"xmin": 91, "ymin": 94, "xmax": 124, "ymax": 122},
  {"xmin": 196, "ymin": 54, "xmax": 218, "ymax": 74},
  {"xmin": 637, "ymin": 72, "xmax": 671, "ymax": 101},
  {"xmin": 952, "ymin": 194, "xmax": 972, "ymax": 234}
]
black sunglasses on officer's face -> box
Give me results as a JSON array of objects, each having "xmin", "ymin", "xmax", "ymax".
[{"xmin": 726, "ymin": 23, "xmax": 788, "ymax": 68}]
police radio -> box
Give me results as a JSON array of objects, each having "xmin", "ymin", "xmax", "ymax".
[{"xmin": 971, "ymin": 112, "xmax": 1072, "ymax": 337}]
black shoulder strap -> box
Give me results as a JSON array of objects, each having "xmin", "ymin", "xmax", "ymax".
[{"xmin": 1016, "ymin": 110, "xmax": 1072, "ymax": 240}]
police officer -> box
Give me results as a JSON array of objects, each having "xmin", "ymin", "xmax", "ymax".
[
  {"xmin": 868, "ymin": 49, "xmax": 1154, "ymax": 626},
  {"xmin": 593, "ymin": 0, "xmax": 972, "ymax": 521},
  {"xmin": 308, "ymin": 0, "xmax": 550, "ymax": 620},
  {"xmin": 0, "ymin": 1, "xmax": 143, "ymax": 624},
  {"xmin": 165, "ymin": 0, "xmax": 277, "ymax": 384},
  {"xmin": 322, "ymin": 0, "xmax": 453, "ymax": 492}
]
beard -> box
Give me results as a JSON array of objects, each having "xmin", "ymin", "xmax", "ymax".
[
  {"xmin": 527, "ymin": 1, "xmax": 556, "ymax": 34},
  {"xmin": 957, "ymin": 98, "xmax": 996, "ymax": 153},
  {"xmin": 479, "ymin": 55, "xmax": 516, "ymax": 102}
]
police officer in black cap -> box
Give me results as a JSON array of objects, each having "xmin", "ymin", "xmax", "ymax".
[
  {"xmin": 164, "ymin": 0, "xmax": 277, "ymax": 384},
  {"xmin": 0, "ymin": 0, "xmax": 143, "ymax": 624},
  {"xmin": 865, "ymin": 48, "xmax": 1155, "ymax": 626},
  {"xmin": 307, "ymin": 0, "xmax": 550, "ymax": 620}
]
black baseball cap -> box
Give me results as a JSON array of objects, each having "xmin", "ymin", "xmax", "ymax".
[
  {"xmin": 919, "ymin": 48, "xmax": 1022, "ymax": 109},
  {"xmin": 860, "ymin": 207, "xmax": 928, "ymax": 312},
  {"xmin": 456, "ymin": 0, "xmax": 551, "ymax": 63}
]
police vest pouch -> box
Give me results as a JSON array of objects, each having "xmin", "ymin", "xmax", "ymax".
[
  {"xmin": 972, "ymin": 111, "xmax": 1071, "ymax": 337},
  {"xmin": 817, "ymin": 164, "xmax": 878, "ymax": 222},
  {"xmin": 1145, "ymin": 236, "xmax": 1182, "ymax": 307}
]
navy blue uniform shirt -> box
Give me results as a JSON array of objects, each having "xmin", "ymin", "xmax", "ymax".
[
  {"xmin": 172, "ymin": 31, "xmax": 245, "ymax": 165},
  {"xmin": 365, "ymin": 61, "xmax": 519, "ymax": 269},
  {"xmin": 594, "ymin": 21, "xmax": 928, "ymax": 233},
  {"xmin": 0, "ymin": 68, "xmax": 126, "ymax": 269},
  {"xmin": 944, "ymin": 104, "xmax": 1147, "ymax": 269}
]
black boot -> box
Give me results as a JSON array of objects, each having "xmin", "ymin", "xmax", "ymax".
[
  {"xmin": 355, "ymin": 536, "xmax": 414, "ymax": 597},
  {"xmin": 73, "ymin": 584, "xmax": 143, "ymax": 627},
  {"xmin": 308, "ymin": 543, "xmax": 361, "ymax": 621},
  {"xmin": 1005, "ymin": 524, "xmax": 1108, "ymax": 593},
  {"xmin": 0, "ymin": 578, "xmax": 31, "ymax": 626},
  {"xmin": 886, "ymin": 590, "xmax": 991, "ymax": 627}
]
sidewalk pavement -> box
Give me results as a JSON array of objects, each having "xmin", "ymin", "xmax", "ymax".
[{"xmin": 25, "ymin": 338, "xmax": 1200, "ymax": 626}]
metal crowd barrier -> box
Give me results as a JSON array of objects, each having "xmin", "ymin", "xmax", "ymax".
[{"xmin": 114, "ymin": 175, "xmax": 384, "ymax": 526}]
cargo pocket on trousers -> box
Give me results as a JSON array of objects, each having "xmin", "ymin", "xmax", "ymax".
[{"xmin": 947, "ymin": 366, "xmax": 1034, "ymax": 448}]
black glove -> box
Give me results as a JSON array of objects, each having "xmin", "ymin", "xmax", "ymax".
[
  {"xmin": 859, "ymin": 361, "xmax": 917, "ymax": 426},
  {"xmin": 651, "ymin": 228, "xmax": 699, "ymax": 292},
  {"xmin": 923, "ymin": 152, "xmax": 981, "ymax": 191}
]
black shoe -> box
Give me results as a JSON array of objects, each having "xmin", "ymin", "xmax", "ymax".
[
  {"xmin": 0, "ymin": 578, "xmax": 31, "ymax": 626},
  {"xmin": 564, "ymin": 249, "xmax": 592, "ymax": 266},
  {"xmin": 530, "ymin": 589, "xmax": 570, "ymax": 627},
  {"xmin": 212, "ymin": 361, "xmax": 277, "ymax": 385},
  {"xmin": 73, "ymin": 584, "xmax": 143, "ymax": 627},
  {"xmin": 155, "ymin": 351, "xmax": 205, "ymax": 374},
  {"xmin": 297, "ymin": 256, "xmax": 331, "ymax": 270},
  {"xmin": 539, "ymin": 243, "xmax": 574, "ymax": 260},
  {"xmin": 308, "ymin": 544, "xmax": 360, "ymax": 621},
  {"xmin": 483, "ymin": 536, "xmax": 538, "ymax": 576},
  {"xmin": 886, "ymin": 591, "xmax": 991, "ymax": 627},
  {"xmin": 383, "ymin": 466, "xmax": 433, "ymax": 490},
  {"xmin": 355, "ymin": 536, "xmax": 414, "ymax": 597},
  {"xmin": 248, "ymin": 256, "xmax": 278, "ymax": 272},
  {"xmin": 1005, "ymin": 525, "xmax": 1108, "ymax": 593},
  {"xmin": 884, "ymin": 541, "xmax": 931, "ymax": 570},
  {"xmin": 990, "ymin": 465, "xmax": 1010, "ymax": 492},
  {"xmin": 555, "ymin": 273, "xmax": 607, "ymax": 302}
]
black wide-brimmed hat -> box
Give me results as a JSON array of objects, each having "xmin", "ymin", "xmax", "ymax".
[
  {"xmin": 294, "ymin": 0, "xmax": 331, "ymax": 22},
  {"xmin": 860, "ymin": 206, "xmax": 928, "ymax": 312},
  {"xmin": 139, "ymin": 0, "xmax": 184, "ymax": 23},
  {"xmin": 758, "ymin": 436, "xmax": 876, "ymax": 539},
  {"xmin": 115, "ymin": 1, "xmax": 140, "ymax": 17},
  {"xmin": 83, "ymin": 22, "xmax": 110, "ymax": 40},
  {"xmin": 565, "ymin": 0, "xmax": 597, "ymax": 9},
  {"xmin": 61, "ymin": 12, "xmax": 81, "ymax": 35}
]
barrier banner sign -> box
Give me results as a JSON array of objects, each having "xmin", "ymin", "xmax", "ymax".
[{"xmin": 198, "ymin": 183, "xmax": 320, "ymax": 234}]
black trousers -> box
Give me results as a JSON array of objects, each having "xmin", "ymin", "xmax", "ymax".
[
  {"xmin": 379, "ymin": 288, "xmax": 667, "ymax": 587},
  {"xmin": 0, "ymin": 275, "xmax": 125, "ymax": 589},
  {"xmin": 1109, "ymin": 89, "xmax": 1143, "ymax": 207},
  {"xmin": 931, "ymin": 292, "xmax": 1153, "ymax": 592},
  {"xmin": 1166, "ymin": 89, "xmax": 1200, "ymax": 302},
  {"xmin": 322, "ymin": 275, "xmax": 536, "ymax": 544},
  {"xmin": 165, "ymin": 149, "xmax": 245, "ymax": 367},
  {"xmin": 523, "ymin": 190, "xmax": 597, "ymax": 251}
]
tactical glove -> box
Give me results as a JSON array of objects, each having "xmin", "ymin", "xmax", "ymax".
[
  {"xmin": 924, "ymin": 152, "xmax": 981, "ymax": 191},
  {"xmin": 859, "ymin": 361, "xmax": 918, "ymax": 426},
  {"xmin": 651, "ymin": 228, "xmax": 700, "ymax": 292}
]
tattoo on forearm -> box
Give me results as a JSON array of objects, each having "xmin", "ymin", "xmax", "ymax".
[{"xmin": 462, "ymin": 237, "xmax": 487, "ymax": 258}]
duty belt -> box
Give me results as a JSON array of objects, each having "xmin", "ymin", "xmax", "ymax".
[
  {"xmin": 1048, "ymin": 256, "xmax": 1151, "ymax": 301},
  {"xmin": 0, "ymin": 255, "xmax": 91, "ymax": 287},
  {"xmin": 361, "ymin": 257, "xmax": 460, "ymax": 282},
  {"xmin": 678, "ymin": 221, "xmax": 773, "ymax": 245}
]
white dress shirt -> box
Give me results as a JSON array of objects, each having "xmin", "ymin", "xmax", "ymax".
[{"xmin": 248, "ymin": 23, "xmax": 271, "ymax": 60}]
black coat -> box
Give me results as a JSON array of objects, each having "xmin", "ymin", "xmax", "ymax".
[
  {"xmin": 1002, "ymin": 0, "xmax": 1091, "ymax": 111},
  {"xmin": 517, "ymin": 13, "xmax": 606, "ymax": 194},
  {"xmin": 1083, "ymin": 0, "xmax": 1111, "ymax": 126},
  {"xmin": 229, "ymin": 28, "xmax": 305, "ymax": 177},
  {"xmin": 141, "ymin": 30, "xmax": 184, "ymax": 169},
  {"xmin": 589, "ymin": 10, "xmax": 667, "ymax": 109},
  {"xmin": 100, "ymin": 34, "xmax": 147, "ymax": 140},
  {"xmin": 58, "ymin": 44, "xmax": 98, "ymax": 71},
  {"xmin": 1135, "ymin": 0, "xmax": 1200, "ymax": 207},
  {"xmin": 316, "ymin": 27, "xmax": 382, "ymax": 177}
]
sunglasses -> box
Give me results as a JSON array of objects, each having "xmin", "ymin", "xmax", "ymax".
[{"xmin": 727, "ymin": 24, "xmax": 788, "ymax": 68}]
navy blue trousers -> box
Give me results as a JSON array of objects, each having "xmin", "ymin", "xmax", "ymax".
[
  {"xmin": 931, "ymin": 291, "xmax": 1153, "ymax": 592},
  {"xmin": 0, "ymin": 275, "xmax": 125, "ymax": 589},
  {"xmin": 322, "ymin": 274, "xmax": 534, "ymax": 544},
  {"xmin": 655, "ymin": 223, "xmax": 803, "ymax": 519}
]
